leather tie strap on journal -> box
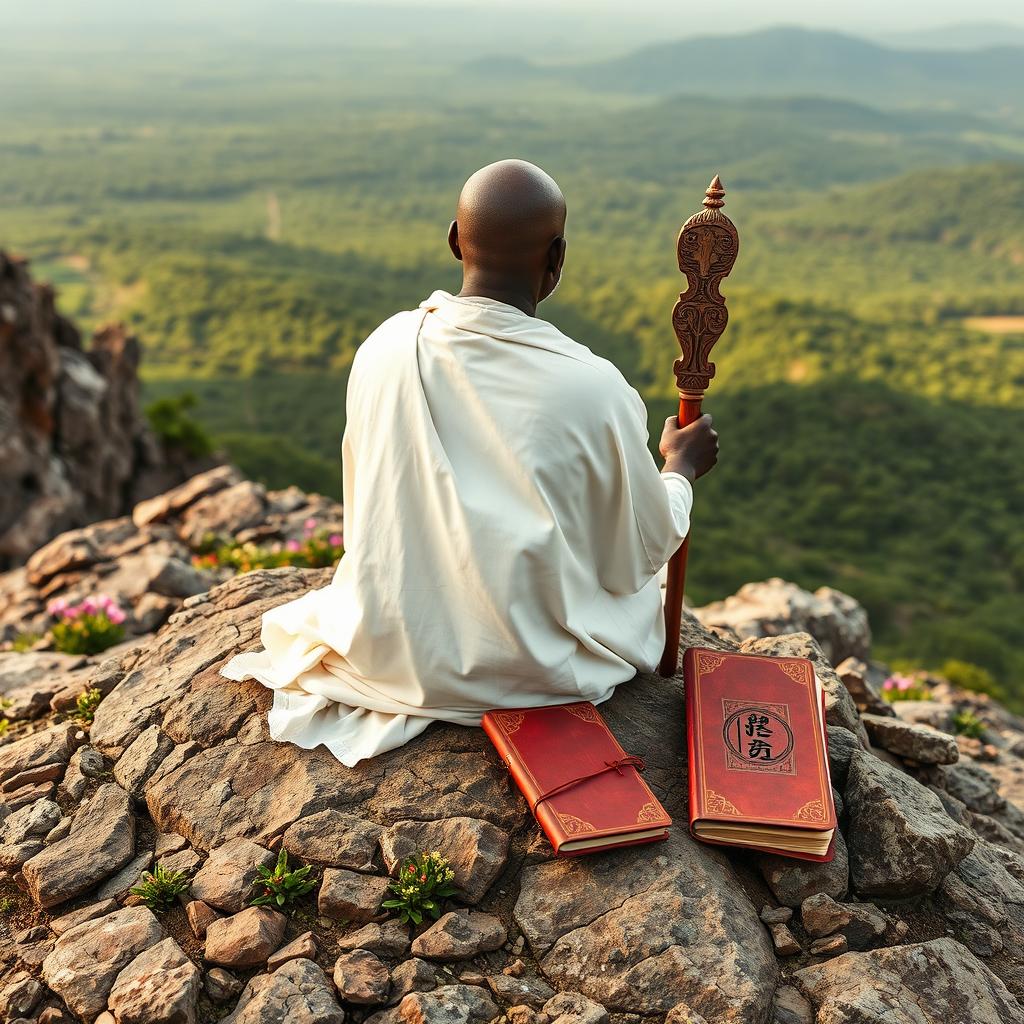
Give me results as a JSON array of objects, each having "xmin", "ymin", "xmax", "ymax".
[
  {"xmin": 529, "ymin": 755, "xmax": 647, "ymax": 812},
  {"xmin": 659, "ymin": 175, "xmax": 740, "ymax": 677}
]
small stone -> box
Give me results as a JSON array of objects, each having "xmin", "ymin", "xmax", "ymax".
[
  {"xmin": 412, "ymin": 909, "xmax": 507, "ymax": 961},
  {"xmin": 0, "ymin": 798, "xmax": 62, "ymax": 845},
  {"xmin": 97, "ymin": 851, "xmax": 152, "ymax": 901},
  {"xmin": 488, "ymin": 972, "xmax": 556, "ymax": 1008},
  {"xmin": 267, "ymin": 930, "xmax": 317, "ymax": 970},
  {"xmin": 41, "ymin": 906, "xmax": 164, "ymax": 1020},
  {"xmin": 759, "ymin": 905, "xmax": 793, "ymax": 925},
  {"xmin": 770, "ymin": 923, "xmax": 801, "ymax": 956},
  {"xmin": 50, "ymin": 898, "xmax": 119, "ymax": 935},
  {"xmin": 45, "ymin": 817, "xmax": 72, "ymax": 843},
  {"xmin": 158, "ymin": 846, "xmax": 202, "ymax": 876},
  {"xmin": 379, "ymin": 816, "xmax": 511, "ymax": 904},
  {"xmin": 318, "ymin": 867, "xmax": 390, "ymax": 923},
  {"xmin": 800, "ymin": 893, "xmax": 851, "ymax": 938},
  {"xmin": 543, "ymin": 990, "xmax": 610, "ymax": 1024},
  {"xmin": 0, "ymin": 839, "xmax": 43, "ymax": 870},
  {"xmin": 841, "ymin": 902, "xmax": 889, "ymax": 950},
  {"xmin": 385, "ymin": 984, "xmax": 499, "ymax": 1023},
  {"xmin": 113, "ymin": 725, "xmax": 174, "ymax": 798},
  {"xmin": 154, "ymin": 832, "xmax": 188, "ymax": 858},
  {"xmin": 333, "ymin": 948, "xmax": 391, "ymax": 1005},
  {"xmin": 507, "ymin": 1007, "xmax": 541, "ymax": 1024},
  {"xmin": 282, "ymin": 809, "xmax": 382, "ymax": 870},
  {"xmin": 665, "ymin": 1006, "xmax": 709, "ymax": 1024},
  {"xmin": 106, "ymin": 936, "xmax": 201, "ymax": 1024},
  {"xmin": 189, "ymin": 837, "xmax": 276, "ymax": 913},
  {"xmin": 389, "ymin": 958, "xmax": 436, "ymax": 1003},
  {"xmin": 23, "ymin": 783, "xmax": 136, "ymax": 908},
  {"xmin": 809, "ymin": 933, "xmax": 848, "ymax": 956},
  {"xmin": 861, "ymin": 713, "xmax": 959, "ymax": 765},
  {"xmin": 0, "ymin": 761, "xmax": 64, "ymax": 792},
  {"xmin": 337, "ymin": 919, "xmax": 411, "ymax": 956},
  {"xmin": 758, "ymin": 829, "xmax": 850, "ymax": 907},
  {"xmin": 186, "ymin": 900, "xmax": 221, "ymax": 940},
  {"xmin": 219, "ymin": 957, "xmax": 344, "ymax": 1023},
  {"xmin": 0, "ymin": 971, "xmax": 44, "ymax": 1019},
  {"xmin": 459, "ymin": 970, "xmax": 486, "ymax": 985},
  {"xmin": 204, "ymin": 907, "xmax": 287, "ymax": 968},
  {"xmin": 772, "ymin": 985, "xmax": 814, "ymax": 1024},
  {"xmin": 204, "ymin": 967, "xmax": 242, "ymax": 1002},
  {"xmin": 504, "ymin": 957, "xmax": 526, "ymax": 976}
]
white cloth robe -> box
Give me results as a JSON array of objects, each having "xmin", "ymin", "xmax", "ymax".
[{"xmin": 221, "ymin": 291, "xmax": 693, "ymax": 766}]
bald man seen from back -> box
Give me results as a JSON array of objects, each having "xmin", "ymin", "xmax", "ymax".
[{"xmin": 223, "ymin": 159, "xmax": 719, "ymax": 766}]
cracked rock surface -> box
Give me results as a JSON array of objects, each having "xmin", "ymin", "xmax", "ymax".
[{"xmin": 4, "ymin": 474, "xmax": 1024, "ymax": 1023}]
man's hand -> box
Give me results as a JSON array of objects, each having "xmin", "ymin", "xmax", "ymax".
[{"xmin": 659, "ymin": 413, "xmax": 719, "ymax": 483}]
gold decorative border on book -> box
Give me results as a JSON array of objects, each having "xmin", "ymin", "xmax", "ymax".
[
  {"xmin": 777, "ymin": 660, "xmax": 811, "ymax": 687},
  {"xmin": 793, "ymin": 799, "xmax": 827, "ymax": 823},
  {"xmin": 704, "ymin": 789, "xmax": 742, "ymax": 816},
  {"xmin": 493, "ymin": 711, "xmax": 525, "ymax": 735},
  {"xmin": 563, "ymin": 704, "xmax": 601, "ymax": 724},
  {"xmin": 636, "ymin": 801, "xmax": 663, "ymax": 823},
  {"xmin": 557, "ymin": 812, "xmax": 596, "ymax": 835},
  {"xmin": 698, "ymin": 652, "xmax": 727, "ymax": 674}
]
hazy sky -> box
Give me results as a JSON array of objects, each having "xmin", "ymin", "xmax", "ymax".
[
  {"xmin": 3, "ymin": 0, "xmax": 1022, "ymax": 34},
  {"xmin": 335, "ymin": 1, "xmax": 1024, "ymax": 31}
]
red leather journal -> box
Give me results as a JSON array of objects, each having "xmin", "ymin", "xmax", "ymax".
[
  {"xmin": 684, "ymin": 647, "xmax": 836, "ymax": 862},
  {"xmin": 483, "ymin": 702, "xmax": 671, "ymax": 856}
]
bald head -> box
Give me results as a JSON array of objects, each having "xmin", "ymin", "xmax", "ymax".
[{"xmin": 448, "ymin": 160, "xmax": 567, "ymax": 314}]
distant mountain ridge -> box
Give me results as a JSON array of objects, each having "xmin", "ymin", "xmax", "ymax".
[{"xmin": 469, "ymin": 27, "xmax": 1024, "ymax": 113}]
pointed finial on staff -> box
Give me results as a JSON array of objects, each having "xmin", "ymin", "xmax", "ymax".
[{"xmin": 703, "ymin": 174, "xmax": 726, "ymax": 209}]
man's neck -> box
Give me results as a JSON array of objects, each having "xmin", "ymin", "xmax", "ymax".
[{"xmin": 457, "ymin": 276, "xmax": 538, "ymax": 317}]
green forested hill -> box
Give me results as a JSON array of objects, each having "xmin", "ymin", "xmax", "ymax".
[{"xmin": 1, "ymin": 31, "xmax": 1022, "ymax": 701}]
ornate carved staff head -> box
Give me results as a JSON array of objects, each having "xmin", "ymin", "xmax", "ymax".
[{"xmin": 671, "ymin": 175, "xmax": 739, "ymax": 398}]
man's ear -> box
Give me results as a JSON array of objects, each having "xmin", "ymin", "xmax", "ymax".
[
  {"xmin": 447, "ymin": 220, "xmax": 462, "ymax": 261},
  {"xmin": 548, "ymin": 236, "xmax": 566, "ymax": 275}
]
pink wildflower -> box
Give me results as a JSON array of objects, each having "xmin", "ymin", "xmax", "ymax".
[
  {"xmin": 80, "ymin": 597, "xmax": 98, "ymax": 615},
  {"xmin": 304, "ymin": 517, "xmax": 317, "ymax": 532},
  {"xmin": 329, "ymin": 534, "xmax": 343, "ymax": 547},
  {"xmin": 285, "ymin": 539, "xmax": 302, "ymax": 552},
  {"xmin": 47, "ymin": 597, "xmax": 68, "ymax": 617},
  {"xmin": 63, "ymin": 604, "xmax": 83, "ymax": 620},
  {"xmin": 106, "ymin": 605, "xmax": 127, "ymax": 625}
]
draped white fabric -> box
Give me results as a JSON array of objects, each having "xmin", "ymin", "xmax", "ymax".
[{"xmin": 221, "ymin": 292, "xmax": 693, "ymax": 766}]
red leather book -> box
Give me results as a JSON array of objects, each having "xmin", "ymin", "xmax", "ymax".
[
  {"xmin": 483, "ymin": 702, "xmax": 671, "ymax": 856},
  {"xmin": 684, "ymin": 647, "xmax": 836, "ymax": 862}
]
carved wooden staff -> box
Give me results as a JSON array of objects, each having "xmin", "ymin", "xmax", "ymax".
[{"xmin": 659, "ymin": 175, "xmax": 739, "ymax": 677}]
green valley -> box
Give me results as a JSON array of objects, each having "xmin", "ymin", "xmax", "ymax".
[{"xmin": 2, "ymin": 19, "xmax": 1022, "ymax": 700}]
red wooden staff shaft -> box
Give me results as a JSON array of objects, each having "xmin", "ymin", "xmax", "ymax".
[{"xmin": 659, "ymin": 394, "xmax": 703, "ymax": 677}]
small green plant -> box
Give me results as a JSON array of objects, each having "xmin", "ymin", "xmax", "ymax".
[
  {"xmin": 145, "ymin": 392, "xmax": 214, "ymax": 459},
  {"xmin": 48, "ymin": 595, "xmax": 126, "ymax": 656},
  {"xmin": 12, "ymin": 631, "xmax": 41, "ymax": 652},
  {"xmin": 952, "ymin": 709, "xmax": 986, "ymax": 739},
  {"xmin": 130, "ymin": 864, "xmax": 191, "ymax": 912},
  {"xmin": 193, "ymin": 519, "xmax": 343, "ymax": 575},
  {"xmin": 0, "ymin": 896, "xmax": 15, "ymax": 913},
  {"xmin": 0, "ymin": 719, "xmax": 9, "ymax": 738},
  {"xmin": 72, "ymin": 688, "xmax": 103, "ymax": 724},
  {"xmin": 881, "ymin": 673, "xmax": 932, "ymax": 702},
  {"xmin": 250, "ymin": 849, "xmax": 317, "ymax": 911},
  {"xmin": 940, "ymin": 660, "xmax": 1006, "ymax": 702},
  {"xmin": 382, "ymin": 851, "xmax": 458, "ymax": 926}
]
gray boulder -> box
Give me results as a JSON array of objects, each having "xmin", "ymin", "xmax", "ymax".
[{"xmin": 844, "ymin": 750, "xmax": 974, "ymax": 896}]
